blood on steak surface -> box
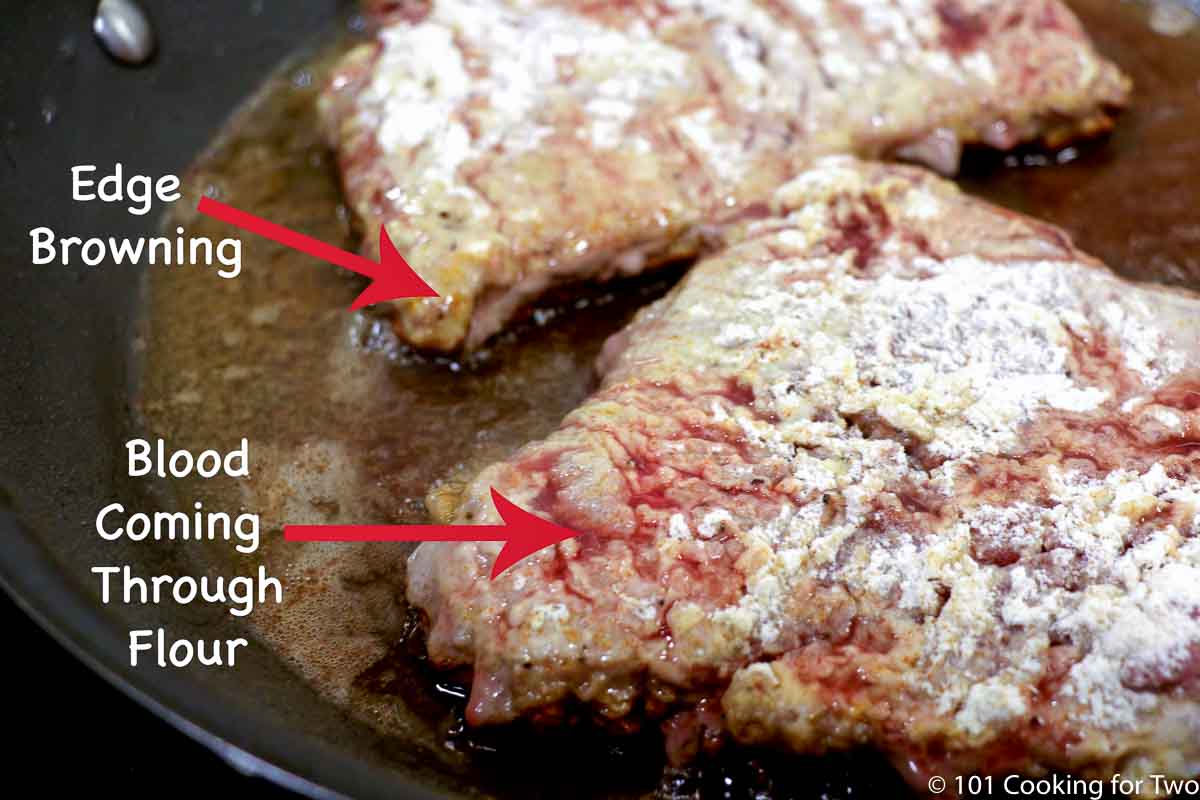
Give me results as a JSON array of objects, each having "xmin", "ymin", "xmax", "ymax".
[
  {"xmin": 319, "ymin": 0, "xmax": 1129, "ymax": 351},
  {"xmin": 408, "ymin": 157, "xmax": 1200, "ymax": 794}
]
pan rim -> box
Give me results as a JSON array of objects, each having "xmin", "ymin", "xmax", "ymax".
[{"xmin": 0, "ymin": 511, "xmax": 449, "ymax": 800}]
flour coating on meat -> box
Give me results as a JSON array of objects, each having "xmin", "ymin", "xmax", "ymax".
[
  {"xmin": 321, "ymin": 0, "xmax": 1129, "ymax": 351},
  {"xmin": 408, "ymin": 158, "xmax": 1200, "ymax": 795}
]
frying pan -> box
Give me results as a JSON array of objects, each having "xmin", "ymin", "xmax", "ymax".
[{"xmin": 2, "ymin": 1, "xmax": 1198, "ymax": 798}]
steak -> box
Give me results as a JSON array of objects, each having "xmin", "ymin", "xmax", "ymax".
[
  {"xmin": 408, "ymin": 157, "xmax": 1200, "ymax": 793},
  {"xmin": 321, "ymin": 0, "xmax": 1129, "ymax": 351}
]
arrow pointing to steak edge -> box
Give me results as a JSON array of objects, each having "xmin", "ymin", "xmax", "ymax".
[
  {"xmin": 284, "ymin": 489, "xmax": 580, "ymax": 580},
  {"xmin": 197, "ymin": 196, "xmax": 438, "ymax": 309}
]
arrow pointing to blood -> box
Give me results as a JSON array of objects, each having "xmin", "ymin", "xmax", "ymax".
[
  {"xmin": 283, "ymin": 489, "xmax": 580, "ymax": 579},
  {"xmin": 197, "ymin": 196, "xmax": 439, "ymax": 310}
]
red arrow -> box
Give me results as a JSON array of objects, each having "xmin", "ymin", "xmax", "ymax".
[
  {"xmin": 284, "ymin": 489, "xmax": 580, "ymax": 579},
  {"xmin": 197, "ymin": 196, "xmax": 439, "ymax": 309}
]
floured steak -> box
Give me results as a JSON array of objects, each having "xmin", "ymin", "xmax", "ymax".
[
  {"xmin": 408, "ymin": 157, "xmax": 1200, "ymax": 794},
  {"xmin": 321, "ymin": 0, "xmax": 1129, "ymax": 351}
]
